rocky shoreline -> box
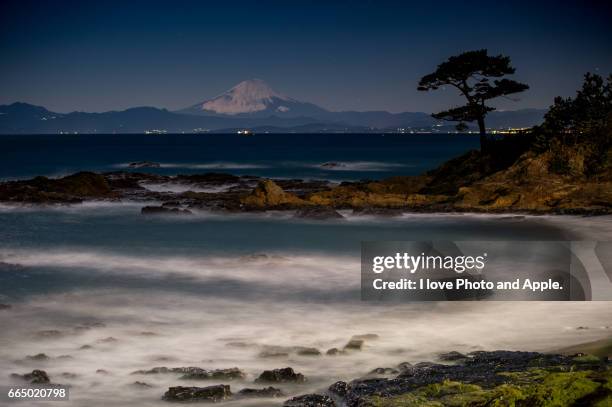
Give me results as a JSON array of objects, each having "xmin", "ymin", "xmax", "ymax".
[
  {"xmin": 0, "ymin": 147, "xmax": 610, "ymax": 217},
  {"xmin": 10, "ymin": 348, "xmax": 612, "ymax": 405}
]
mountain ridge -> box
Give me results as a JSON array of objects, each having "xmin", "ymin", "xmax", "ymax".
[{"xmin": 0, "ymin": 79, "xmax": 546, "ymax": 134}]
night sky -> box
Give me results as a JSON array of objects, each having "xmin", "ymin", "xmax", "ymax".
[{"xmin": 1, "ymin": 0, "xmax": 611, "ymax": 114}]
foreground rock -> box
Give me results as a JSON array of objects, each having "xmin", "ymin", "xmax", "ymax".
[
  {"xmin": 336, "ymin": 350, "xmax": 611, "ymax": 406},
  {"xmin": 162, "ymin": 385, "xmax": 231, "ymax": 402},
  {"xmin": 11, "ymin": 369, "xmax": 50, "ymax": 384},
  {"xmin": 283, "ymin": 394, "xmax": 336, "ymax": 406},
  {"xmin": 255, "ymin": 367, "xmax": 306, "ymax": 383},
  {"xmin": 237, "ymin": 386, "xmax": 283, "ymax": 398}
]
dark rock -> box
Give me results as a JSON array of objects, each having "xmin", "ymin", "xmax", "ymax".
[
  {"xmin": 283, "ymin": 394, "xmax": 336, "ymax": 406},
  {"xmin": 237, "ymin": 387, "xmax": 283, "ymax": 398},
  {"xmin": 0, "ymin": 303, "xmax": 11, "ymax": 310},
  {"xmin": 26, "ymin": 353, "xmax": 50, "ymax": 361},
  {"xmin": 296, "ymin": 347, "xmax": 321, "ymax": 356},
  {"xmin": 96, "ymin": 369, "xmax": 109, "ymax": 375},
  {"xmin": 326, "ymin": 348, "xmax": 346, "ymax": 356},
  {"xmin": 128, "ymin": 161, "xmax": 161, "ymax": 168},
  {"xmin": 343, "ymin": 339, "xmax": 364, "ymax": 351},
  {"xmin": 61, "ymin": 372, "xmax": 78, "ymax": 379},
  {"xmin": 162, "ymin": 385, "xmax": 232, "ymax": 402},
  {"xmin": 79, "ymin": 344, "xmax": 93, "ymax": 350},
  {"xmin": 11, "ymin": 370, "xmax": 50, "ymax": 384},
  {"xmin": 295, "ymin": 206, "xmax": 343, "ymax": 220},
  {"xmin": 132, "ymin": 381, "xmax": 153, "ymax": 388},
  {"xmin": 141, "ymin": 206, "xmax": 192, "ymax": 215},
  {"xmin": 34, "ymin": 330, "xmax": 63, "ymax": 339},
  {"xmin": 320, "ymin": 162, "xmax": 346, "ymax": 169},
  {"xmin": 351, "ymin": 333, "xmax": 379, "ymax": 341},
  {"xmin": 438, "ymin": 351, "xmax": 468, "ymax": 361},
  {"xmin": 97, "ymin": 336, "xmax": 118, "ymax": 343},
  {"xmin": 258, "ymin": 350, "xmax": 290, "ymax": 358},
  {"xmin": 397, "ymin": 361, "xmax": 412, "ymax": 371},
  {"xmin": 343, "ymin": 350, "xmax": 593, "ymax": 406},
  {"xmin": 180, "ymin": 368, "xmax": 246, "ymax": 381},
  {"xmin": 368, "ymin": 367, "xmax": 399, "ymax": 375},
  {"xmin": 328, "ymin": 381, "xmax": 348, "ymax": 397},
  {"xmin": 255, "ymin": 367, "xmax": 306, "ymax": 383}
]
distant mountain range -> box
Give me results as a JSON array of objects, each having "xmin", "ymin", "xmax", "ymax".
[{"xmin": 0, "ymin": 79, "xmax": 546, "ymax": 134}]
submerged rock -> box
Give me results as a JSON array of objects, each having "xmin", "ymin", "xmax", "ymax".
[
  {"xmin": 11, "ymin": 369, "xmax": 50, "ymax": 384},
  {"xmin": 294, "ymin": 206, "xmax": 343, "ymax": 220},
  {"xmin": 326, "ymin": 348, "xmax": 346, "ymax": 356},
  {"xmin": 162, "ymin": 385, "xmax": 232, "ymax": 402},
  {"xmin": 25, "ymin": 353, "xmax": 50, "ymax": 361},
  {"xmin": 237, "ymin": 386, "xmax": 283, "ymax": 398},
  {"xmin": 141, "ymin": 206, "xmax": 192, "ymax": 215},
  {"xmin": 283, "ymin": 394, "xmax": 336, "ymax": 406},
  {"xmin": 132, "ymin": 381, "xmax": 153, "ymax": 388},
  {"xmin": 255, "ymin": 367, "xmax": 306, "ymax": 383},
  {"xmin": 368, "ymin": 367, "xmax": 399, "ymax": 376},
  {"xmin": 343, "ymin": 339, "xmax": 364, "ymax": 351},
  {"xmin": 128, "ymin": 161, "xmax": 161, "ymax": 168},
  {"xmin": 180, "ymin": 367, "xmax": 246, "ymax": 381},
  {"xmin": 0, "ymin": 303, "xmax": 11, "ymax": 310}
]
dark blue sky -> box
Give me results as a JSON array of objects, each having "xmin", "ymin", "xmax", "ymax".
[{"xmin": 1, "ymin": 0, "xmax": 610, "ymax": 113}]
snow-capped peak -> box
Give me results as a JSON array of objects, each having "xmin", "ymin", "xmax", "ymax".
[{"xmin": 200, "ymin": 79, "xmax": 291, "ymax": 115}]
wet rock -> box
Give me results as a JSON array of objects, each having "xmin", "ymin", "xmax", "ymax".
[
  {"xmin": 162, "ymin": 385, "xmax": 232, "ymax": 402},
  {"xmin": 139, "ymin": 331, "xmax": 158, "ymax": 336},
  {"xmin": 294, "ymin": 206, "xmax": 343, "ymax": 220},
  {"xmin": 283, "ymin": 394, "xmax": 336, "ymax": 406},
  {"xmin": 343, "ymin": 350, "xmax": 590, "ymax": 406},
  {"xmin": 61, "ymin": 373, "xmax": 78, "ymax": 379},
  {"xmin": 320, "ymin": 162, "xmax": 346, "ymax": 169},
  {"xmin": 128, "ymin": 161, "xmax": 161, "ymax": 168},
  {"xmin": 241, "ymin": 179, "xmax": 305, "ymax": 208},
  {"xmin": 351, "ymin": 334, "xmax": 379, "ymax": 341},
  {"xmin": 97, "ymin": 336, "xmax": 118, "ymax": 343},
  {"xmin": 96, "ymin": 369, "xmax": 109, "ymax": 375},
  {"xmin": 397, "ymin": 361, "xmax": 412, "ymax": 371},
  {"xmin": 34, "ymin": 330, "xmax": 63, "ymax": 339},
  {"xmin": 296, "ymin": 347, "xmax": 321, "ymax": 356},
  {"xmin": 438, "ymin": 351, "xmax": 468, "ymax": 361},
  {"xmin": 328, "ymin": 381, "xmax": 348, "ymax": 398},
  {"xmin": 79, "ymin": 344, "xmax": 93, "ymax": 350},
  {"xmin": 255, "ymin": 367, "xmax": 306, "ymax": 383},
  {"xmin": 180, "ymin": 368, "xmax": 246, "ymax": 381},
  {"xmin": 11, "ymin": 370, "xmax": 50, "ymax": 384},
  {"xmin": 141, "ymin": 205, "xmax": 192, "ymax": 215},
  {"xmin": 237, "ymin": 386, "xmax": 283, "ymax": 398},
  {"xmin": 0, "ymin": 303, "xmax": 11, "ymax": 310},
  {"xmin": 26, "ymin": 353, "xmax": 50, "ymax": 361},
  {"xmin": 368, "ymin": 367, "xmax": 399, "ymax": 375},
  {"xmin": 132, "ymin": 381, "xmax": 153, "ymax": 388},
  {"xmin": 258, "ymin": 350, "xmax": 290, "ymax": 358},
  {"xmin": 343, "ymin": 339, "xmax": 364, "ymax": 351},
  {"xmin": 57, "ymin": 355, "xmax": 73, "ymax": 360},
  {"xmin": 326, "ymin": 348, "xmax": 346, "ymax": 356}
]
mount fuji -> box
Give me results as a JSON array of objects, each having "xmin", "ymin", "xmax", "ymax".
[{"xmin": 180, "ymin": 79, "xmax": 329, "ymax": 118}]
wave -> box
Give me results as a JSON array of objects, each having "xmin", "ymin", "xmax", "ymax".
[
  {"xmin": 313, "ymin": 161, "xmax": 409, "ymax": 171},
  {"xmin": 113, "ymin": 162, "xmax": 270, "ymax": 170}
]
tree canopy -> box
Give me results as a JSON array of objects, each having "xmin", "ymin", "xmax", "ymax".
[{"xmin": 418, "ymin": 49, "xmax": 529, "ymax": 140}]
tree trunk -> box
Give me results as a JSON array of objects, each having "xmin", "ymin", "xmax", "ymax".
[{"xmin": 477, "ymin": 116, "xmax": 487, "ymax": 151}]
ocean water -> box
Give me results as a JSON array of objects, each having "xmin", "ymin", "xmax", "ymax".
[
  {"xmin": 0, "ymin": 133, "xmax": 479, "ymax": 181},
  {"xmin": 0, "ymin": 134, "xmax": 611, "ymax": 406}
]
